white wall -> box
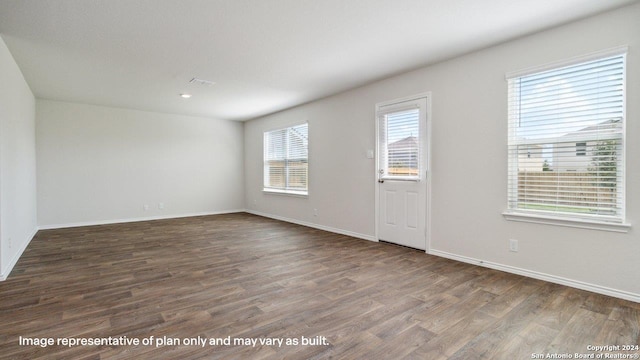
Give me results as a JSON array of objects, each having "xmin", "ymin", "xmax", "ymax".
[
  {"xmin": 37, "ymin": 100, "xmax": 244, "ymax": 227},
  {"xmin": 245, "ymin": 3, "xmax": 640, "ymax": 300},
  {"xmin": 0, "ymin": 36, "xmax": 37, "ymax": 280},
  {"xmin": 245, "ymin": 95, "xmax": 377, "ymax": 240}
]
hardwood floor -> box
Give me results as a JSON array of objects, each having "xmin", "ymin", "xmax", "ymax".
[{"xmin": 1, "ymin": 213, "xmax": 638, "ymax": 359}]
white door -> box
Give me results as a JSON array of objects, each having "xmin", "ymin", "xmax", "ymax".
[{"xmin": 376, "ymin": 95, "xmax": 429, "ymax": 250}]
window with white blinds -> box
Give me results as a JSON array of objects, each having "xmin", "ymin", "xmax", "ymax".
[
  {"xmin": 378, "ymin": 98, "xmax": 426, "ymax": 180},
  {"xmin": 263, "ymin": 123, "xmax": 308, "ymax": 195},
  {"xmin": 506, "ymin": 50, "xmax": 626, "ymax": 223}
]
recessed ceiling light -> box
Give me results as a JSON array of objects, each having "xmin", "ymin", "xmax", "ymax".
[{"xmin": 180, "ymin": 93, "xmax": 192, "ymax": 98}]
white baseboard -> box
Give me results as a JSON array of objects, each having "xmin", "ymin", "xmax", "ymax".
[
  {"xmin": 429, "ymin": 249, "xmax": 640, "ymax": 303},
  {"xmin": 246, "ymin": 210, "xmax": 376, "ymax": 242},
  {"xmin": 0, "ymin": 227, "xmax": 38, "ymax": 281},
  {"xmin": 37, "ymin": 209, "xmax": 247, "ymax": 230}
]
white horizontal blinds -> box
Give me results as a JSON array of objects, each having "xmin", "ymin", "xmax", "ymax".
[
  {"xmin": 264, "ymin": 128, "xmax": 286, "ymax": 190},
  {"xmin": 507, "ymin": 53, "xmax": 625, "ymax": 221},
  {"xmin": 286, "ymin": 124, "xmax": 308, "ymax": 191},
  {"xmin": 379, "ymin": 107, "xmax": 420, "ymax": 179},
  {"xmin": 264, "ymin": 123, "xmax": 308, "ymax": 193}
]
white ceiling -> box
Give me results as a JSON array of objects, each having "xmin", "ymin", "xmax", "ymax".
[{"xmin": 0, "ymin": 0, "xmax": 636, "ymax": 121}]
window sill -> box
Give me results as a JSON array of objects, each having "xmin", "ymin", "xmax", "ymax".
[
  {"xmin": 263, "ymin": 188, "xmax": 308, "ymax": 198},
  {"xmin": 502, "ymin": 211, "xmax": 630, "ymax": 233}
]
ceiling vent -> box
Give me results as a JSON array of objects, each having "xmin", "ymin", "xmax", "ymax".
[{"xmin": 189, "ymin": 77, "xmax": 216, "ymax": 86}]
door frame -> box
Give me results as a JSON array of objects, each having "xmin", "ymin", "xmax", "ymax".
[{"xmin": 374, "ymin": 92, "xmax": 432, "ymax": 253}]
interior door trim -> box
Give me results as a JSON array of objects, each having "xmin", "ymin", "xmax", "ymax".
[{"xmin": 374, "ymin": 92, "xmax": 432, "ymax": 254}]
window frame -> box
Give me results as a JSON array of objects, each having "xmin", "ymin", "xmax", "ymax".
[
  {"xmin": 376, "ymin": 97, "xmax": 428, "ymax": 182},
  {"xmin": 502, "ymin": 47, "xmax": 630, "ymax": 232},
  {"xmin": 263, "ymin": 123, "xmax": 309, "ymax": 197}
]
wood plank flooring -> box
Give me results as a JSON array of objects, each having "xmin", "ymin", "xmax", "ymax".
[{"xmin": 0, "ymin": 213, "xmax": 638, "ymax": 359}]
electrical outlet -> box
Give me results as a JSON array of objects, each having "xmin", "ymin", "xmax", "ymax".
[
  {"xmin": 8, "ymin": 237, "xmax": 12, "ymax": 249},
  {"xmin": 509, "ymin": 239, "xmax": 518, "ymax": 252},
  {"xmin": 143, "ymin": 204, "xmax": 149, "ymax": 211},
  {"xmin": 158, "ymin": 202, "xmax": 164, "ymax": 210},
  {"xmin": 313, "ymin": 208, "xmax": 318, "ymax": 216}
]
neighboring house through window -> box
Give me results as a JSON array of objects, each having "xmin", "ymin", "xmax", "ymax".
[
  {"xmin": 506, "ymin": 49, "xmax": 626, "ymax": 225},
  {"xmin": 378, "ymin": 103, "xmax": 424, "ymax": 180}
]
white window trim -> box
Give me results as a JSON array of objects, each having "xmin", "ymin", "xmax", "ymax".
[
  {"xmin": 505, "ymin": 45, "xmax": 628, "ymax": 79},
  {"xmin": 376, "ymin": 94, "xmax": 428, "ymax": 182},
  {"xmin": 504, "ymin": 47, "xmax": 629, "ymax": 230},
  {"xmin": 263, "ymin": 122, "xmax": 309, "ymax": 196},
  {"xmin": 502, "ymin": 211, "xmax": 630, "ymax": 233},
  {"xmin": 263, "ymin": 188, "xmax": 309, "ymax": 198}
]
